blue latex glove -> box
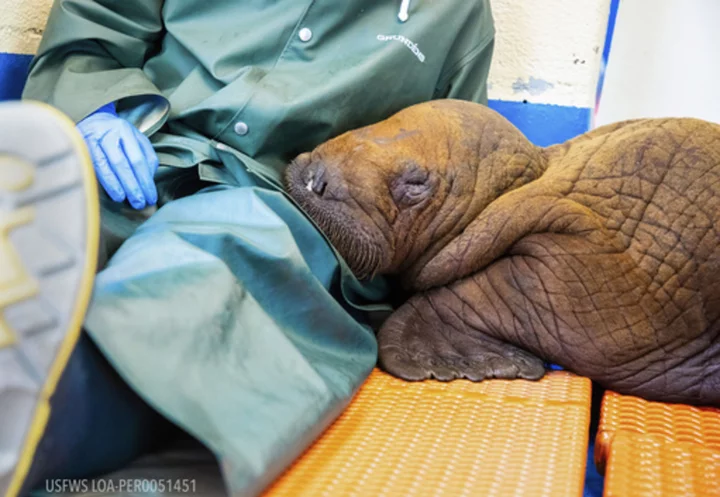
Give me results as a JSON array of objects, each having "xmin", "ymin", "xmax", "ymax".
[{"xmin": 77, "ymin": 102, "xmax": 159, "ymax": 209}]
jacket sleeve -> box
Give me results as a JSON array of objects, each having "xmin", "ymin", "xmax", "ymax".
[
  {"xmin": 22, "ymin": 0, "xmax": 169, "ymax": 134},
  {"xmin": 437, "ymin": 37, "xmax": 495, "ymax": 105},
  {"xmin": 434, "ymin": 0, "xmax": 495, "ymax": 105}
]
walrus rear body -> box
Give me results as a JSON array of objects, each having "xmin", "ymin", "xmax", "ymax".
[{"xmin": 285, "ymin": 100, "xmax": 720, "ymax": 407}]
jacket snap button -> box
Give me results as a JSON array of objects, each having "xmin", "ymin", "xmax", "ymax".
[
  {"xmin": 298, "ymin": 28, "xmax": 312, "ymax": 42},
  {"xmin": 234, "ymin": 121, "xmax": 249, "ymax": 136}
]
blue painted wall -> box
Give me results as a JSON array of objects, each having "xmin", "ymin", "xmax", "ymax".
[
  {"xmin": 0, "ymin": 52, "xmax": 32, "ymax": 101},
  {"xmin": 488, "ymin": 100, "xmax": 591, "ymax": 147}
]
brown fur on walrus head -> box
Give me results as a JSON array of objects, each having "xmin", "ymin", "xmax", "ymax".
[{"xmin": 284, "ymin": 100, "xmax": 546, "ymax": 284}]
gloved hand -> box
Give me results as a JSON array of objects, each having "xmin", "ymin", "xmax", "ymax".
[{"xmin": 77, "ymin": 102, "xmax": 159, "ymax": 209}]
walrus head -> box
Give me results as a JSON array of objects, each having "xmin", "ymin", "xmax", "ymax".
[{"xmin": 285, "ymin": 100, "xmax": 548, "ymax": 286}]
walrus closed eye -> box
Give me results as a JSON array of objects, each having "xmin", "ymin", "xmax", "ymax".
[{"xmin": 285, "ymin": 99, "xmax": 720, "ymax": 407}]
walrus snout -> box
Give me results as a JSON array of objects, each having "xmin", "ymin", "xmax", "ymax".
[
  {"xmin": 287, "ymin": 152, "xmax": 344, "ymax": 202},
  {"xmin": 290, "ymin": 152, "xmax": 328, "ymax": 196},
  {"xmin": 286, "ymin": 152, "xmax": 311, "ymax": 191},
  {"xmin": 304, "ymin": 163, "xmax": 329, "ymax": 197},
  {"xmin": 285, "ymin": 147, "xmax": 396, "ymax": 280}
]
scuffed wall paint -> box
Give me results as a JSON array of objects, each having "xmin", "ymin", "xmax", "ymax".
[
  {"xmin": 0, "ymin": 0, "xmax": 53, "ymax": 54},
  {"xmin": 488, "ymin": 0, "xmax": 611, "ymax": 108}
]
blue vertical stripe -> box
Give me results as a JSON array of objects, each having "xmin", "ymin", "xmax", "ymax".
[
  {"xmin": 602, "ymin": 0, "xmax": 621, "ymax": 65},
  {"xmin": 593, "ymin": 0, "xmax": 621, "ymax": 124}
]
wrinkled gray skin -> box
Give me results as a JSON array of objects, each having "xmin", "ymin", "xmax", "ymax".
[{"xmin": 285, "ymin": 99, "xmax": 720, "ymax": 407}]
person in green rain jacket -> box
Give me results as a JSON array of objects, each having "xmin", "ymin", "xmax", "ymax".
[{"xmin": 4, "ymin": 0, "xmax": 494, "ymax": 495}]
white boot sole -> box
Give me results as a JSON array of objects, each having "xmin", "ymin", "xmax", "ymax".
[{"xmin": 0, "ymin": 101, "xmax": 99, "ymax": 497}]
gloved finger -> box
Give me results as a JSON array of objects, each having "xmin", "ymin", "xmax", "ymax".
[
  {"xmin": 133, "ymin": 127, "xmax": 160, "ymax": 176},
  {"xmin": 87, "ymin": 138, "xmax": 125, "ymax": 202},
  {"xmin": 100, "ymin": 133, "xmax": 146, "ymax": 210},
  {"xmin": 121, "ymin": 130, "xmax": 158, "ymax": 206}
]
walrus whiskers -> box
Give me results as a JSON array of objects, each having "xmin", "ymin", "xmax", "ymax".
[{"xmin": 297, "ymin": 198, "xmax": 383, "ymax": 280}]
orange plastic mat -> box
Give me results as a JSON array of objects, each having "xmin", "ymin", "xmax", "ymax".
[
  {"xmin": 595, "ymin": 391, "xmax": 720, "ymax": 497},
  {"xmin": 264, "ymin": 369, "xmax": 592, "ymax": 497}
]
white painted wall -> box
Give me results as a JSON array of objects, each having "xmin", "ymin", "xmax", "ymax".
[
  {"xmin": 488, "ymin": 0, "xmax": 611, "ymax": 109},
  {"xmin": 595, "ymin": 0, "xmax": 720, "ymax": 126},
  {"xmin": 0, "ymin": 0, "xmax": 52, "ymax": 54}
]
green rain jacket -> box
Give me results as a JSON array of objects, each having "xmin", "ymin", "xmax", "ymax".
[{"xmin": 23, "ymin": 1, "xmax": 495, "ymax": 495}]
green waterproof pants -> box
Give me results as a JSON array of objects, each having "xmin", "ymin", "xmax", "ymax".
[{"xmin": 83, "ymin": 161, "xmax": 390, "ymax": 497}]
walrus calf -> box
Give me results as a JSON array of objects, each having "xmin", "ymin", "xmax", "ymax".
[{"xmin": 285, "ymin": 100, "xmax": 720, "ymax": 407}]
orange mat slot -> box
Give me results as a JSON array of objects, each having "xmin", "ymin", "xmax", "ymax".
[
  {"xmin": 595, "ymin": 391, "xmax": 720, "ymax": 497},
  {"xmin": 264, "ymin": 369, "xmax": 592, "ymax": 497}
]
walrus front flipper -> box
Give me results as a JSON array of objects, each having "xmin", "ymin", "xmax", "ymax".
[{"xmin": 377, "ymin": 291, "xmax": 546, "ymax": 382}]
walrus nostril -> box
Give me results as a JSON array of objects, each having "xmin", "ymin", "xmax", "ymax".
[
  {"xmin": 305, "ymin": 164, "xmax": 328, "ymax": 196},
  {"xmin": 312, "ymin": 177, "xmax": 328, "ymax": 196}
]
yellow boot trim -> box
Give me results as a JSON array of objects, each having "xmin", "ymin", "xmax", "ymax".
[{"xmin": 2, "ymin": 101, "xmax": 99, "ymax": 497}]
